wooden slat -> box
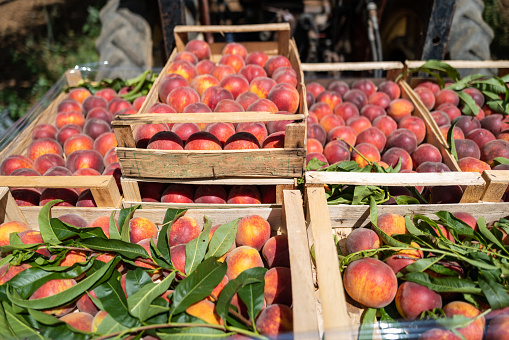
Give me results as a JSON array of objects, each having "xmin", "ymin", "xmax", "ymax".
[
  {"xmin": 114, "ymin": 126, "xmax": 136, "ymax": 148},
  {"xmin": 65, "ymin": 69, "xmax": 83, "ymax": 87},
  {"xmin": 90, "ymin": 176, "xmax": 122, "ymax": 208},
  {"xmin": 276, "ymin": 184, "xmax": 296, "ymax": 205},
  {"xmin": 120, "ymin": 177, "xmax": 143, "ymax": 202},
  {"xmin": 405, "ymin": 60, "xmax": 509, "ymax": 69},
  {"xmin": 123, "ymin": 201, "xmax": 279, "ymax": 209},
  {"xmin": 306, "ymin": 186, "xmax": 352, "ymax": 339},
  {"xmin": 283, "ymin": 190, "xmax": 319, "ymax": 337},
  {"xmin": 0, "ymin": 187, "xmax": 28, "ymax": 224},
  {"xmin": 121, "ymin": 176, "xmax": 295, "ymax": 185},
  {"xmin": 116, "ymin": 147, "xmax": 305, "ymax": 179},
  {"xmin": 301, "ymin": 61, "xmax": 404, "ymax": 72},
  {"xmin": 480, "ymin": 170, "xmax": 509, "ymax": 202},
  {"xmin": 173, "ymin": 23, "xmax": 291, "ymax": 34}
]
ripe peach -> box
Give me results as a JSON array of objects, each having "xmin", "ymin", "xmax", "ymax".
[
  {"xmin": 458, "ymin": 157, "xmax": 491, "ymax": 173},
  {"xmin": 33, "ymin": 153, "xmax": 65, "ymax": 175},
  {"xmin": 185, "ymin": 131, "xmax": 222, "ymax": 150},
  {"xmin": 439, "ymin": 124, "xmax": 465, "ymax": 141},
  {"xmin": 201, "ymin": 85, "xmax": 234, "ymax": 110},
  {"xmin": 386, "ymin": 129, "xmax": 418, "ymax": 154},
  {"xmin": 87, "ymin": 107, "xmax": 113, "ymax": 124},
  {"xmin": 455, "ymin": 139, "xmax": 481, "ymax": 160},
  {"xmin": 256, "ymin": 304, "xmax": 293, "ymax": 336},
  {"xmin": 32, "ymin": 124, "xmax": 57, "ymax": 140},
  {"xmin": 399, "ymin": 116, "xmax": 426, "ymax": 144},
  {"xmin": 481, "ymin": 114, "xmax": 509, "ymax": 136},
  {"xmin": 87, "ymin": 215, "xmax": 118, "ymax": 238},
  {"xmin": 222, "ymin": 42, "xmax": 247, "ymax": 58},
  {"xmin": 218, "ymin": 74, "xmax": 249, "ymax": 99},
  {"xmin": 210, "ymin": 64, "xmax": 236, "ymax": 82},
  {"xmin": 352, "ymin": 143, "xmax": 380, "ymax": 167},
  {"xmin": 174, "ymin": 51, "xmax": 198, "ymax": 64},
  {"xmin": 56, "ymin": 250, "xmax": 87, "ymax": 266},
  {"xmin": 262, "ymin": 234, "xmax": 290, "ymax": 268},
  {"xmin": 26, "ymin": 138, "xmax": 63, "ymax": 161},
  {"xmin": 93, "ymin": 132, "xmax": 117, "ymax": 157},
  {"xmin": 307, "ymin": 112, "xmax": 318, "ymax": 125},
  {"xmin": 0, "ymin": 221, "xmax": 29, "ymax": 246},
  {"xmin": 343, "ymin": 258, "xmax": 397, "ymax": 308},
  {"xmin": 64, "ymin": 133, "xmax": 94, "ymax": 156},
  {"xmin": 262, "ymin": 131, "xmax": 285, "ymax": 149},
  {"xmin": 167, "ymin": 60, "xmax": 198, "ymax": 82},
  {"xmin": 316, "ymin": 90, "xmax": 342, "ymax": 110},
  {"xmin": 249, "ymin": 76, "xmax": 277, "ymax": 99},
  {"xmin": 0, "ymin": 263, "xmax": 31, "ymax": 285},
  {"xmin": 323, "ymin": 139, "xmax": 351, "ymax": 164},
  {"xmin": 436, "ymin": 103, "xmax": 461, "ymax": 122},
  {"xmin": 245, "ymin": 51, "xmax": 269, "ymax": 67},
  {"xmin": 134, "ymin": 238, "xmax": 158, "ymax": 269},
  {"xmin": 351, "ymin": 79, "xmax": 376, "ymax": 97},
  {"xmin": 347, "ymin": 116, "xmax": 372, "ymax": 135},
  {"xmin": 205, "ymin": 122, "xmax": 235, "ymax": 145},
  {"xmin": 428, "ymin": 185, "xmax": 463, "ymax": 204},
  {"xmin": 103, "ymin": 148, "xmax": 119, "ymax": 166},
  {"xmin": 40, "ymin": 187, "xmax": 79, "ymax": 207},
  {"xmin": 166, "ymin": 86, "xmax": 200, "ymax": 113},
  {"xmin": 10, "ymin": 187, "xmax": 40, "ymax": 207},
  {"xmin": 208, "ymin": 275, "xmax": 228, "ymax": 301},
  {"xmin": 139, "ymin": 182, "xmax": 166, "ymax": 202},
  {"xmin": 183, "ymin": 102, "xmax": 212, "ymax": 129},
  {"xmin": 387, "ymin": 99, "xmax": 414, "ymax": 122},
  {"xmin": 443, "ymin": 301, "xmax": 485, "ymax": 340},
  {"xmin": 307, "ymin": 153, "xmax": 329, "ymax": 167},
  {"xmin": 306, "ymin": 82, "xmax": 325, "ymax": 98},
  {"xmin": 327, "ymin": 125, "xmax": 356, "ymax": 145},
  {"xmin": 170, "ymin": 244, "xmax": 186, "ymax": 275},
  {"xmin": 264, "ymin": 267, "xmax": 292, "ymax": 306},
  {"xmin": 186, "ymin": 299, "xmax": 223, "ymax": 325},
  {"xmin": 185, "ymin": 39, "xmax": 211, "ymax": 60},
  {"xmin": 411, "ymin": 144, "xmax": 442, "ymax": 169},
  {"xmin": 481, "ymin": 139, "xmax": 509, "ymax": 166},
  {"xmin": 227, "ymin": 185, "xmax": 261, "ymax": 204},
  {"xmin": 368, "ymin": 92, "xmax": 391, "ymax": 109},
  {"xmin": 57, "ymin": 99, "xmax": 82, "ymax": 114},
  {"xmin": 415, "ymin": 81, "xmax": 440, "ymax": 95},
  {"xmin": 58, "ymin": 213, "xmax": 88, "ymax": 228},
  {"xmin": 267, "ymin": 83, "xmax": 300, "ymax": 113},
  {"xmin": 168, "ymin": 216, "xmax": 201, "ymax": 247},
  {"xmin": 264, "ymin": 55, "xmax": 291, "ymax": 77},
  {"xmin": 373, "ymin": 115, "xmax": 398, "ymax": 138},
  {"xmin": 236, "ymin": 91, "xmax": 260, "ymax": 110},
  {"xmin": 360, "ymin": 104, "xmax": 386, "ymax": 122},
  {"xmin": 0, "ymin": 155, "xmax": 33, "ymax": 175},
  {"xmin": 236, "ymin": 215, "xmax": 271, "ymax": 251},
  {"xmin": 226, "ymin": 245, "xmax": 264, "ymax": 280},
  {"xmin": 414, "ymin": 86, "xmax": 436, "ymax": 110},
  {"xmin": 463, "ymin": 87, "xmax": 484, "ymax": 107},
  {"xmin": 161, "ymin": 184, "xmax": 194, "ymax": 204},
  {"xmin": 94, "ymin": 88, "xmax": 117, "ymax": 102},
  {"xmin": 395, "ymin": 282, "xmax": 442, "ymax": 320},
  {"xmin": 172, "ymin": 123, "xmax": 201, "ymax": 144},
  {"xmin": 307, "ymin": 138, "xmax": 324, "ymax": 154},
  {"xmin": 346, "ymin": 228, "xmax": 380, "ymax": 254},
  {"xmin": 158, "ymin": 74, "xmax": 189, "ymax": 103},
  {"xmin": 30, "ymin": 279, "xmax": 77, "ymax": 316},
  {"xmin": 196, "ymin": 59, "xmax": 215, "ymax": 75},
  {"xmin": 82, "ymin": 96, "xmax": 108, "ymax": 115},
  {"xmin": 416, "ymin": 161, "xmax": 451, "ymax": 173},
  {"xmin": 260, "ymin": 186, "xmax": 276, "ymax": 204},
  {"xmin": 91, "ymin": 310, "xmax": 108, "ymax": 332},
  {"xmin": 213, "ymin": 99, "xmax": 244, "ymax": 113},
  {"xmin": 384, "ymin": 255, "xmax": 417, "ymax": 275},
  {"xmin": 435, "ymin": 89, "xmax": 460, "ymax": 107},
  {"xmin": 466, "ymin": 128, "xmax": 496, "ymax": 149},
  {"xmin": 55, "ymin": 124, "xmax": 81, "ymax": 146},
  {"xmin": 238, "ymin": 65, "xmax": 266, "ymax": 84},
  {"xmin": 378, "ymin": 80, "xmax": 401, "ymax": 100},
  {"xmin": 356, "ymin": 127, "xmax": 386, "ymax": 152},
  {"xmin": 310, "ymin": 102, "xmax": 333, "ymax": 120},
  {"xmin": 65, "ymin": 149, "xmax": 104, "ymax": 173},
  {"xmin": 60, "ymin": 311, "xmax": 93, "ymax": 332},
  {"xmin": 194, "ymin": 185, "xmax": 227, "ymax": 204},
  {"xmin": 343, "ymin": 89, "xmax": 368, "ymax": 110},
  {"xmin": 134, "ymin": 123, "xmax": 170, "ymax": 148},
  {"xmin": 190, "ymin": 74, "xmax": 219, "ymax": 96},
  {"xmin": 148, "ymin": 102, "xmax": 176, "ymax": 113},
  {"xmin": 246, "ymin": 98, "xmax": 278, "ymax": 113},
  {"xmin": 273, "ymin": 71, "xmax": 297, "ymax": 87},
  {"xmin": 68, "ymin": 87, "xmax": 91, "ymax": 104},
  {"xmin": 377, "ymin": 213, "xmax": 407, "ymax": 237},
  {"xmin": 224, "ymin": 132, "xmax": 260, "ymax": 150},
  {"xmin": 129, "ymin": 216, "xmax": 157, "ymax": 244},
  {"xmin": 236, "ymin": 122, "xmax": 267, "ymax": 145}
]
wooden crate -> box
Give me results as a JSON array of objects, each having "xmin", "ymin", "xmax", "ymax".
[
  {"xmin": 0, "ymin": 69, "xmax": 122, "ymax": 208},
  {"xmin": 0, "ymin": 186, "xmax": 320, "ymax": 338},
  {"xmin": 120, "ymin": 176, "xmax": 296, "ymax": 208},
  {"xmin": 112, "ymin": 23, "xmax": 307, "ymax": 180},
  {"xmin": 304, "ymin": 179, "xmax": 509, "ymax": 338}
]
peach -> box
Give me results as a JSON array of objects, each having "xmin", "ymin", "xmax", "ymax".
[
  {"xmin": 264, "ymin": 267, "xmax": 292, "ymax": 306},
  {"xmin": 273, "ymin": 71, "xmax": 297, "ymax": 87},
  {"xmin": 196, "ymin": 59, "xmax": 215, "ymax": 75},
  {"xmin": 43, "ymin": 165, "xmax": 72, "ymax": 176},
  {"xmin": 174, "ymin": 51, "xmax": 198, "ymax": 64},
  {"xmin": 185, "ymin": 131, "xmax": 222, "ymax": 150},
  {"xmin": 466, "ymin": 128, "xmax": 496, "ymax": 149},
  {"xmin": 486, "ymin": 315, "xmax": 509, "ymax": 340},
  {"xmin": 236, "ymin": 91, "xmax": 260, "ymax": 110},
  {"xmin": 416, "ymin": 161, "xmax": 451, "ymax": 173},
  {"xmin": 399, "ymin": 116, "xmax": 426, "ymax": 144},
  {"xmin": 345, "ymin": 228, "xmax": 380, "ymax": 254},
  {"xmin": 458, "ymin": 157, "xmax": 491, "ymax": 173},
  {"xmin": 158, "ymin": 74, "xmax": 189, "ymax": 103},
  {"xmin": 134, "ymin": 238, "xmax": 158, "ymax": 269},
  {"xmin": 307, "ymin": 138, "xmax": 324, "ymax": 154},
  {"xmin": 262, "ymin": 234, "xmax": 290, "ymax": 268},
  {"xmin": 10, "ymin": 186, "xmax": 40, "ymax": 207},
  {"xmin": 325, "ymin": 80, "xmax": 347, "ymax": 97},
  {"xmin": 384, "ymin": 255, "xmax": 417, "ymax": 274},
  {"xmin": 134, "ymin": 123, "xmax": 170, "ymax": 148},
  {"xmin": 378, "ymin": 80, "xmax": 401, "ymax": 100},
  {"xmin": 168, "ymin": 216, "xmax": 201, "ymax": 247},
  {"xmin": 93, "ymin": 132, "xmax": 117, "ymax": 157},
  {"xmin": 310, "ymin": 102, "xmax": 333, "ymax": 120},
  {"xmin": 87, "ymin": 215, "xmax": 117, "ymax": 238},
  {"xmin": 453, "ymin": 212, "xmax": 478, "ymax": 234},
  {"xmin": 213, "ymin": 99, "xmax": 244, "ymax": 113},
  {"xmin": 194, "ymin": 185, "xmax": 227, "ymax": 204},
  {"xmin": 395, "ymin": 282, "xmax": 442, "ymax": 320},
  {"xmin": 208, "ymin": 225, "xmax": 236, "ymax": 262},
  {"xmin": 91, "ymin": 310, "xmax": 108, "ymax": 332},
  {"xmin": 238, "ymin": 65, "xmax": 266, "ymax": 84},
  {"xmin": 0, "ymin": 263, "xmax": 31, "ymax": 284},
  {"xmin": 236, "ymin": 215, "xmax": 271, "ymax": 251},
  {"xmin": 185, "ymin": 39, "xmax": 211, "ymax": 60},
  {"xmin": 249, "ymin": 76, "xmax": 277, "ymax": 99},
  {"xmin": 103, "ymin": 148, "xmax": 119, "ymax": 166},
  {"xmin": 65, "ymin": 149, "xmax": 104, "ymax": 173},
  {"xmin": 411, "ymin": 144, "xmax": 442, "ymax": 169},
  {"xmin": 201, "ymin": 85, "xmax": 234, "ymax": 110},
  {"xmin": 218, "ymin": 74, "xmax": 249, "ymax": 99},
  {"xmin": 161, "ymin": 184, "xmax": 194, "ymax": 204},
  {"xmin": 438, "ymin": 103, "xmax": 462, "ymax": 121},
  {"xmin": 256, "ymin": 304, "xmax": 293, "ymax": 336},
  {"xmin": 322, "ymin": 140, "xmax": 350, "ymax": 164},
  {"xmin": 222, "ymin": 42, "xmax": 247, "ymax": 58},
  {"xmin": 64, "ymin": 133, "xmax": 94, "ymax": 156},
  {"xmin": 440, "ymin": 124, "xmax": 465, "ymax": 141},
  {"xmin": 306, "ymin": 152, "xmax": 329, "ymax": 167},
  {"xmin": 455, "ymin": 139, "xmax": 481, "ymax": 160},
  {"xmin": 350, "ymin": 79, "xmax": 375, "ymax": 97},
  {"xmin": 190, "ymin": 74, "xmax": 219, "ymax": 96},
  {"xmin": 356, "ymin": 127, "xmax": 386, "ymax": 152},
  {"xmin": 183, "ymin": 102, "xmax": 212, "ymax": 128},
  {"xmin": 40, "ymin": 187, "xmax": 79, "ymax": 207},
  {"xmin": 307, "ymin": 112, "xmax": 318, "ymax": 125},
  {"xmin": 481, "ymin": 114, "xmax": 509, "ymax": 136},
  {"xmin": 32, "ymin": 124, "xmax": 57, "ymax": 140},
  {"xmin": 58, "ymin": 213, "xmax": 88, "ymax": 228},
  {"xmin": 148, "ymin": 102, "xmax": 176, "ymax": 114},
  {"xmin": 186, "ymin": 299, "xmax": 223, "ymax": 325},
  {"xmin": 0, "ymin": 155, "xmax": 33, "ymax": 175},
  {"xmin": 29, "ymin": 279, "xmax": 77, "ymax": 315},
  {"xmin": 316, "ymin": 90, "xmax": 342, "ymax": 110},
  {"xmin": 208, "ymin": 275, "xmax": 228, "ymax": 301},
  {"xmin": 415, "ymin": 81, "xmax": 440, "ymax": 95},
  {"xmin": 57, "ymin": 99, "xmax": 82, "ymax": 114},
  {"xmin": 373, "ymin": 115, "xmax": 398, "ymax": 138},
  {"xmin": 377, "ymin": 213, "xmax": 407, "ymax": 237},
  {"xmin": 210, "ymin": 64, "xmax": 236, "ymax": 82},
  {"xmin": 481, "ymin": 139, "xmax": 509, "ymax": 166},
  {"xmin": 26, "ymin": 138, "xmax": 63, "ymax": 161},
  {"xmin": 368, "ymin": 92, "xmax": 391, "ymax": 109},
  {"xmin": 33, "ymin": 153, "xmax": 65, "ymax": 175},
  {"xmin": 227, "ymin": 185, "xmax": 261, "ymax": 204},
  {"xmin": 94, "ymin": 88, "xmax": 117, "ymax": 102},
  {"xmin": 387, "ymin": 99, "xmax": 414, "ymax": 122},
  {"xmin": 443, "ymin": 301, "xmax": 485, "ymax": 340},
  {"xmin": 352, "ymin": 143, "xmax": 380, "ymax": 167},
  {"xmin": 435, "ymin": 89, "xmax": 460, "ymax": 107},
  {"xmin": 170, "ymin": 244, "xmax": 187, "ymax": 275},
  {"xmin": 360, "ymin": 104, "xmax": 386, "ymax": 122},
  {"xmin": 432, "ymin": 110, "xmax": 451, "ymax": 127},
  {"xmin": 414, "ymin": 86, "xmax": 436, "ymax": 110},
  {"xmin": 463, "ymin": 87, "xmax": 484, "ymax": 107},
  {"xmin": 246, "ymin": 98, "xmax": 278, "ymax": 113},
  {"xmin": 171, "ymin": 123, "xmax": 200, "ymax": 144},
  {"xmin": 386, "ymin": 128, "xmax": 418, "ymax": 154},
  {"xmin": 55, "ymin": 124, "xmax": 81, "ymax": 146},
  {"xmin": 57, "ymin": 250, "xmax": 87, "ymax": 266},
  {"xmin": 327, "ymin": 125, "xmax": 356, "ymax": 145},
  {"xmin": 264, "ymin": 55, "xmax": 291, "ymax": 77},
  {"xmin": 139, "ymin": 182, "xmax": 166, "ymax": 202},
  {"xmin": 167, "ymin": 60, "xmax": 198, "ymax": 82},
  {"xmin": 224, "ymin": 132, "xmax": 260, "ymax": 150},
  {"xmin": 428, "ymin": 185, "xmax": 463, "ymax": 204},
  {"xmin": 166, "ymin": 86, "xmax": 200, "ymax": 113},
  {"xmin": 246, "ymin": 51, "xmax": 269, "ymax": 67},
  {"xmin": 267, "ymin": 83, "xmax": 300, "ymax": 113},
  {"xmin": 129, "ymin": 217, "xmax": 157, "ymax": 244},
  {"xmin": 225, "ymin": 245, "xmax": 264, "ymax": 280},
  {"xmin": 260, "ymin": 186, "xmax": 276, "ymax": 204},
  {"xmin": 60, "ymin": 311, "xmax": 93, "ymax": 332},
  {"xmin": 306, "ymin": 82, "xmax": 325, "ymax": 98},
  {"xmin": 236, "ymin": 122, "xmax": 267, "ymax": 144},
  {"xmin": 262, "ymin": 131, "xmax": 285, "ymax": 149},
  {"xmin": 343, "ymin": 89, "xmax": 368, "ymax": 110},
  {"xmin": 343, "ymin": 257, "xmax": 397, "ymax": 308},
  {"xmin": 82, "ymin": 96, "xmax": 108, "ymax": 115},
  {"xmin": 76, "ymin": 189, "xmax": 96, "ymax": 207},
  {"xmin": 68, "ymin": 87, "xmax": 91, "ymax": 104},
  {"xmin": 347, "ymin": 116, "xmax": 372, "ymax": 135},
  {"xmin": 205, "ymin": 122, "xmax": 236, "ymax": 145}
]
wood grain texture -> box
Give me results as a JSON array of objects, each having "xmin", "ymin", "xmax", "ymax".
[
  {"xmin": 120, "ymin": 177, "xmax": 142, "ymax": 202},
  {"xmin": 306, "ymin": 187, "xmax": 352, "ymax": 338},
  {"xmin": 301, "ymin": 61, "xmax": 404, "ymax": 72},
  {"xmin": 120, "ymin": 176, "xmax": 295, "ymax": 185},
  {"xmin": 0, "ymin": 187, "xmax": 28, "ymax": 224},
  {"xmin": 122, "ymin": 201, "xmax": 280, "ymax": 209},
  {"xmin": 116, "ymin": 147, "xmax": 305, "ymax": 178},
  {"xmin": 405, "ymin": 60, "xmax": 509, "ymax": 69},
  {"xmin": 283, "ymin": 190, "xmax": 319, "ymax": 337},
  {"xmin": 480, "ymin": 170, "xmax": 509, "ymax": 202}
]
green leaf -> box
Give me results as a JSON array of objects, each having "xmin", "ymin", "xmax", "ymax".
[
  {"xmin": 394, "ymin": 195, "xmax": 420, "ymax": 205},
  {"xmin": 306, "ymin": 157, "xmax": 328, "ymax": 171},
  {"xmin": 478, "ymin": 217, "xmax": 509, "ymax": 255},
  {"xmin": 28, "ymin": 308, "xmax": 90, "ymax": 336},
  {"xmin": 94, "ymin": 270, "xmax": 140, "ymax": 327},
  {"xmin": 401, "ymin": 272, "xmax": 481, "ymax": 293},
  {"xmin": 478, "ymin": 273, "xmax": 509, "ymax": 309},
  {"xmin": 185, "ymin": 219, "xmax": 212, "ymax": 275},
  {"xmin": 457, "ymin": 90, "xmax": 480, "ymax": 116},
  {"xmin": 118, "ymin": 205, "xmax": 141, "ymax": 243},
  {"xmin": 95, "ymin": 313, "xmax": 129, "ymax": 335},
  {"xmin": 38, "ymin": 200, "xmax": 63, "ymax": 245},
  {"xmin": 435, "ymin": 211, "xmax": 475, "ymax": 239},
  {"xmin": 125, "ymin": 268, "xmax": 154, "ymax": 297},
  {"xmin": 7, "ymin": 257, "xmax": 119, "ymax": 310},
  {"xmin": 158, "ymin": 209, "xmax": 188, "ymax": 265},
  {"xmin": 359, "ymin": 307, "xmax": 377, "ymax": 340},
  {"xmin": 0, "ymin": 302, "xmax": 15, "ymax": 339},
  {"xmin": 80, "ymin": 238, "xmax": 149, "ymax": 259},
  {"xmin": 405, "ymin": 216, "xmax": 424, "ymax": 237},
  {"xmin": 404, "ymin": 256, "xmax": 443, "ymax": 273},
  {"xmin": 493, "ymin": 157, "xmax": 509, "ymax": 165},
  {"xmin": 447, "ymin": 120, "xmax": 459, "ymax": 161},
  {"xmin": 128, "ymin": 271, "xmax": 175, "ymax": 321},
  {"xmin": 109, "ymin": 211, "xmax": 121, "ymax": 240},
  {"xmin": 237, "ymin": 281, "xmax": 265, "ymax": 324},
  {"xmin": 157, "ymin": 327, "xmax": 230, "ymax": 340},
  {"xmin": 446, "ymin": 74, "xmax": 486, "ymax": 91},
  {"xmin": 205, "ymin": 219, "xmax": 239, "ymax": 260},
  {"xmin": 3, "ymin": 302, "xmax": 44, "ymax": 340},
  {"xmin": 50, "ymin": 219, "xmax": 107, "ymax": 240},
  {"xmin": 171, "ymin": 258, "xmax": 227, "ymax": 316}
]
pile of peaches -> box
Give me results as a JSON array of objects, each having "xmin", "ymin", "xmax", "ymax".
[
  {"xmin": 0, "ymin": 85, "xmax": 141, "ymax": 207},
  {"xmin": 0, "ymin": 206, "xmax": 293, "ymax": 338},
  {"xmin": 133, "ymin": 39, "xmax": 301, "ymax": 152}
]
